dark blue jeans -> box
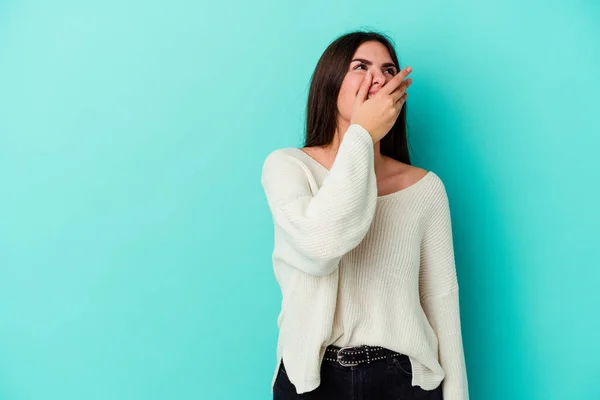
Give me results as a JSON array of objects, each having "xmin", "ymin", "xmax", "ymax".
[{"xmin": 273, "ymin": 353, "xmax": 443, "ymax": 400}]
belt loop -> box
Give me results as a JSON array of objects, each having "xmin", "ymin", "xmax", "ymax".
[{"xmin": 385, "ymin": 350, "xmax": 394, "ymax": 367}]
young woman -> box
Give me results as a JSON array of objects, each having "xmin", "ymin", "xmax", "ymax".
[{"xmin": 261, "ymin": 30, "xmax": 469, "ymax": 400}]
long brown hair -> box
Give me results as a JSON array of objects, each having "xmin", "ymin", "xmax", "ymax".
[{"xmin": 304, "ymin": 30, "xmax": 411, "ymax": 165}]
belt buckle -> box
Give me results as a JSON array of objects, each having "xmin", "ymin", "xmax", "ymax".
[{"xmin": 337, "ymin": 346, "xmax": 360, "ymax": 367}]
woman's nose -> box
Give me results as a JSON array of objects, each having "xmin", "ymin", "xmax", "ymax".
[{"xmin": 370, "ymin": 69, "xmax": 386, "ymax": 85}]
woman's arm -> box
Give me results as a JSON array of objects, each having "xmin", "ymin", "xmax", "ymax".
[
  {"xmin": 261, "ymin": 123, "xmax": 378, "ymax": 276},
  {"xmin": 419, "ymin": 177, "xmax": 470, "ymax": 400}
]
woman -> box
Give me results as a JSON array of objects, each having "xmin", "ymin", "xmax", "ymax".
[{"xmin": 261, "ymin": 30, "xmax": 469, "ymax": 400}]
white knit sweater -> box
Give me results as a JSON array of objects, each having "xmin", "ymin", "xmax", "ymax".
[{"xmin": 260, "ymin": 123, "xmax": 469, "ymax": 399}]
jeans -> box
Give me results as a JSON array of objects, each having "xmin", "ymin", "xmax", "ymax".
[{"xmin": 273, "ymin": 353, "xmax": 443, "ymax": 400}]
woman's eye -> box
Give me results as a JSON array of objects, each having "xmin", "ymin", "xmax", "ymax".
[{"xmin": 354, "ymin": 64, "xmax": 396, "ymax": 75}]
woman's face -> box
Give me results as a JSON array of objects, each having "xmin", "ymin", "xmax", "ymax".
[{"xmin": 337, "ymin": 41, "xmax": 398, "ymax": 125}]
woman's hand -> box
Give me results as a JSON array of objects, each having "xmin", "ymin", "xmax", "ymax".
[{"xmin": 350, "ymin": 66, "xmax": 413, "ymax": 143}]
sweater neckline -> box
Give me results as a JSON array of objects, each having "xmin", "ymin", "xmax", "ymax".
[{"xmin": 292, "ymin": 147, "xmax": 433, "ymax": 201}]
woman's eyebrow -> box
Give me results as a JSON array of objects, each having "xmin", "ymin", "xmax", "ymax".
[{"xmin": 351, "ymin": 58, "xmax": 397, "ymax": 69}]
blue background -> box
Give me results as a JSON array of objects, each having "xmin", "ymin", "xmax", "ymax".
[{"xmin": 1, "ymin": 0, "xmax": 599, "ymax": 399}]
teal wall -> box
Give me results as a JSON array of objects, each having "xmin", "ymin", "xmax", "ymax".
[{"xmin": 1, "ymin": 1, "xmax": 598, "ymax": 399}]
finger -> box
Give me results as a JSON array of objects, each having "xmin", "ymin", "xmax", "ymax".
[
  {"xmin": 391, "ymin": 78, "xmax": 411, "ymax": 102},
  {"xmin": 394, "ymin": 92, "xmax": 408, "ymax": 110},
  {"xmin": 379, "ymin": 66, "xmax": 412, "ymax": 96},
  {"xmin": 355, "ymin": 70, "xmax": 372, "ymax": 105}
]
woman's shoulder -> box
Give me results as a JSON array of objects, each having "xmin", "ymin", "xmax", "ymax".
[
  {"xmin": 379, "ymin": 158, "xmax": 447, "ymax": 202},
  {"xmin": 381, "ymin": 158, "xmax": 435, "ymax": 185},
  {"xmin": 261, "ymin": 147, "xmax": 318, "ymax": 186},
  {"xmin": 262, "ymin": 147, "xmax": 306, "ymax": 168},
  {"xmin": 387, "ymin": 158, "xmax": 444, "ymax": 184}
]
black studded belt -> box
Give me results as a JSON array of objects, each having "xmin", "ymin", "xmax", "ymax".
[{"xmin": 324, "ymin": 344, "xmax": 405, "ymax": 367}]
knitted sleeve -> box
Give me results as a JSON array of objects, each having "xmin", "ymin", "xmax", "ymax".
[
  {"xmin": 260, "ymin": 123, "xmax": 378, "ymax": 276},
  {"xmin": 419, "ymin": 177, "xmax": 470, "ymax": 400}
]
